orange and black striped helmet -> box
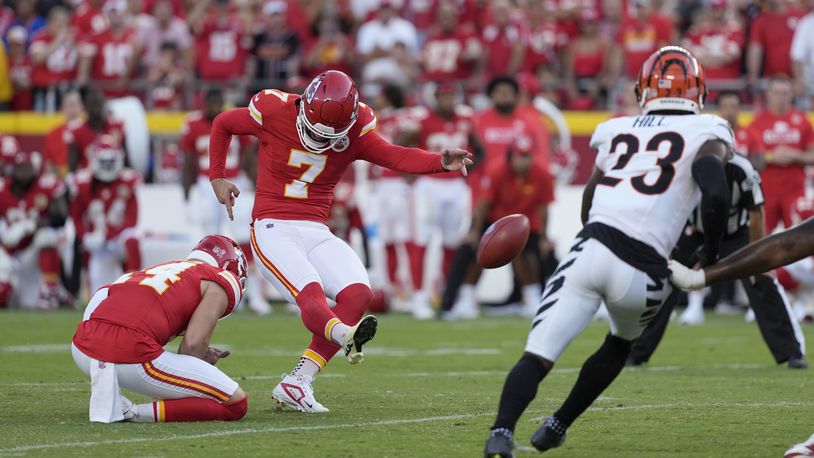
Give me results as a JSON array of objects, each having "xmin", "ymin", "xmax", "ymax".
[{"xmin": 635, "ymin": 46, "xmax": 707, "ymax": 115}]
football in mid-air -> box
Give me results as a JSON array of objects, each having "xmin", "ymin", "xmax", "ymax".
[{"xmin": 476, "ymin": 214, "xmax": 530, "ymax": 269}]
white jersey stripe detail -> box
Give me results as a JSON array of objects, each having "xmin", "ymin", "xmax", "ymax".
[{"xmin": 248, "ymin": 101, "xmax": 262, "ymax": 125}]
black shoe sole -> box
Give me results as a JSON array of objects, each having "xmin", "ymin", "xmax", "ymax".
[{"xmin": 352, "ymin": 316, "xmax": 378, "ymax": 353}]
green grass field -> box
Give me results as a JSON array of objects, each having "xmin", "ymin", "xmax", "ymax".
[{"xmin": 1, "ymin": 310, "xmax": 813, "ymax": 457}]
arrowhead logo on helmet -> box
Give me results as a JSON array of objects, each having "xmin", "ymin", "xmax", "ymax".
[{"xmin": 296, "ymin": 70, "xmax": 360, "ymax": 154}]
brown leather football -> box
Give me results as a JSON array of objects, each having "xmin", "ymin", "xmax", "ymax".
[{"xmin": 476, "ymin": 214, "xmax": 531, "ymax": 269}]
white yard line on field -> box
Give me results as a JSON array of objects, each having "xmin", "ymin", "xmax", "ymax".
[
  {"xmin": 528, "ymin": 400, "xmax": 814, "ymax": 421},
  {"xmin": 0, "ymin": 412, "xmax": 493, "ymax": 454}
]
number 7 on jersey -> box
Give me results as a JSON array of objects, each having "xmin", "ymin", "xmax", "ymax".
[{"xmin": 284, "ymin": 149, "xmax": 328, "ymax": 199}]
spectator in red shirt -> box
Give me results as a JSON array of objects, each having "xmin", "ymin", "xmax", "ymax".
[
  {"xmin": 73, "ymin": 0, "xmax": 109, "ymax": 39},
  {"xmin": 7, "ymin": 26, "xmax": 32, "ymax": 111},
  {"xmin": 44, "ymin": 91, "xmax": 84, "ymax": 177},
  {"xmin": 420, "ymin": 0, "xmax": 482, "ymax": 87},
  {"xmin": 481, "ymin": 0, "xmax": 526, "ymax": 81},
  {"xmin": 717, "ymin": 91, "xmax": 754, "ymax": 157},
  {"xmin": 146, "ymin": 42, "xmax": 186, "ymax": 110},
  {"xmin": 563, "ymin": 9, "xmax": 610, "ymax": 109},
  {"xmin": 610, "ymin": 0, "xmax": 675, "ymax": 80},
  {"xmin": 747, "ymin": 0, "xmax": 807, "ymax": 86},
  {"xmin": 523, "ymin": 0, "xmax": 567, "ymax": 78},
  {"xmin": 188, "ymin": 0, "xmax": 252, "ymax": 84},
  {"xmin": 441, "ymin": 133, "xmax": 555, "ymax": 320},
  {"xmin": 77, "ymin": 1, "xmax": 142, "ymax": 98},
  {"xmin": 303, "ymin": 11, "xmax": 354, "ymax": 79},
  {"xmin": 67, "ymin": 89, "xmax": 127, "ymax": 172},
  {"xmin": 747, "ymin": 77, "xmax": 814, "ymax": 231},
  {"xmin": 29, "ymin": 6, "xmax": 77, "ymax": 112},
  {"xmin": 682, "ymin": 0, "xmax": 744, "ymax": 89}
]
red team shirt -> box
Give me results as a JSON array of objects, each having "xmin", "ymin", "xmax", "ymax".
[
  {"xmin": 0, "ymin": 174, "xmax": 64, "ymax": 253},
  {"xmin": 748, "ymin": 9, "xmax": 806, "ymax": 77},
  {"xmin": 72, "ymin": 1, "xmax": 107, "ymax": 39},
  {"xmin": 480, "ymin": 161, "xmax": 554, "ymax": 232},
  {"xmin": 69, "ymin": 169, "xmax": 141, "ymax": 241},
  {"xmin": 73, "ymin": 261, "xmax": 242, "ymax": 363},
  {"xmin": 747, "ymin": 110, "xmax": 814, "ymax": 193},
  {"xmin": 421, "ymin": 28, "xmax": 481, "ymax": 82},
  {"xmin": 474, "ymin": 107, "xmax": 551, "ymax": 170},
  {"xmin": 416, "ymin": 106, "xmax": 475, "ymax": 179},
  {"xmin": 80, "ymin": 28, "xmax": 138, "ymax": 97},
  {"xmin": 616, "ymin": 14, "xmax": 673, "ymax": 77},
  {"xmin": 66, "ymin": 118, "xmax": 126, "ymax": 169},
  {"xmin": 44, "ymin": 119, "xmax": 83, "ymax": 173},
  {"xmin": 209, "ymin": 89, "xmax": 447, "ymax": 224},
  {"xmin": 29, "ymin": 30, "xmax": 78, "ymax": 87},
  {"xmin": 684, "ymin": 22, "xmax": 743, "ymax": 80},
  {"xmin": 195, "ymin": 17, "xmax": 250, "ymax": 80},
  {"xmin": 374, "ymin": 107, "xmax": 409, "ymax": 179},
  {"xmin": 482, "ymin": 21, "xmax": 526, "ymax": 80},
  {"xmin": 180, "ymin": 111, "xmax": 251, "ymax": 179}
]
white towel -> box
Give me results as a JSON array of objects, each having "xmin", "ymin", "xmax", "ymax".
[{"xmin": 88, "ymin": 359, "xmax": 123, "ymax": 423}]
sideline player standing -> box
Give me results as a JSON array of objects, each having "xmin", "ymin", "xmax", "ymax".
[
  {"xmin": 484, "ymin": 46, "xmax": 733, "ymax": 456},
  {"xmin": 71, "ymin": 235, "xmax": 248, "ymax": 423},
  {"xmin": 208, "ymin": 70, "xmax": 472, "ymax": 412}
]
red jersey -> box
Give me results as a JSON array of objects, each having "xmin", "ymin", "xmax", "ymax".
[
  {"xmin": 616, "ymin": 14, "xmax": 673, "ymax": 77},
  {"xmin": 480, "ymin": 162, "xmax": 554, "ymax": 232},
  {"xmin": 9, "ymin": 54, "xmax": 32, "ymax": 111},
  {"xmin": 66, "ymin": 118, "xmax": 126, "ymax": 169},
  {"xmin": 195, "ymin": 16, "xmax": 250, "ymax": 80},
  {"xmin": 747, "ymin": 109, "xmax": 814, "ymax": 192},
  {"xmin": 375, "ymin": 107, "xmax": 413, "ymax": 179},
  {"xmin": 44, "ymin": 120, "xmax": 82, "ymax": 174},
  {"xmin": 749, "ymin": 9, "xmax": 806, "ymax": 77},
  {"xmin": 523, "ymin": 21, "xmax": 566, "ymax": 74},
  {"xmin": 0, "ymin": 174, "xmax": 64, "ymax": 253},
  {"xmin": 416, "ymin": 106, "xmax": 475, "ymax": 180},
  {"xmin": 474, "ymin": 107, "xmax": 551, "ymax": 169},
  {"xmin": 72, "ymin": 2, "xmax": 108, "ymax": 39},
  {"xmin": 72, "ymin": 260, "xmax": 242, "ymax": 363},
  {"xmin": 79, "ymin": 28, "xmax": 138, "ymax": 96},
  {"xmin": 421, "ymin": 28, "xmax": 481, "ymax": 82},
  {"xmin": 180, "ymin": 111, "xmax": 251, "ymax": 179},
  {"xmin": 684, "ymin": 22, "xmax": 743, "ymax": 80},
  {"xmin": 209, "ymin": 89, "xmax": 447, "ymax": 224},
  {"xmin": 29, "ymin": 30, "xmax": 78, "ymax": 87},
  {"xmin": 69, "ymin": 169, "xmax": 141, "ymax": 241},
  {"xmin": 482, "ymin": 22, "xmax": 525, "ymax": 80},
  {"xmin": 733, "ymin": 125, "xmax": 753, "ymax": 157}
]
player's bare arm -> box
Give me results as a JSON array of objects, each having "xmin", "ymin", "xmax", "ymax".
[
  {"xmin": 671, "ymin": 217, "xmax": 814, "ymax": 290},
  {"xmin": 691, "ymin": 139, "xmax": 731, "ymax": 265},
  {"xmin": 580, "ymin": 166, "xmax": 604, "ymax": 226},
  {"xmin": 178, "ymin": 280, "xmax": 229, "ymax": 364}
]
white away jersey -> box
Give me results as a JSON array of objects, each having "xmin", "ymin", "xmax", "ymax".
[{"xmin": 588, "ymin": 114, "xmax": 735, "ymax": 257}]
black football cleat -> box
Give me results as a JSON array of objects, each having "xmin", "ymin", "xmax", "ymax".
[
  {"xmin": 789, "ymin": 357, "xmax": 809, "ymax": 369},
  {"xmin": 484, "ymin": 429, "xmax": 515, "ymax": 458},
  {"xmin": 531, "ymin": 417, "xmax": 567, "ymax": 452}
]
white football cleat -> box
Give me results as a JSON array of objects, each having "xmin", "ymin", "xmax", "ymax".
[
  {"xmin": 785, "ymin": 433, "xmax": 814, "ymax": 457},
  {"xmin": 121, "ymin": 395, "xmax": 136, "ymax": 421},
  {"xmin": 272, "ymin": 373, "xmax": 329, "ymax": 413},
  {"xmin": 411, "ymin": 292, "xmax": 435, "ymax": 320},
  {"xmin": 343, "ymin": 315, "xmax": 378, "ymax": 364},
  {"xmin": 678, "ymin": 307, "xmax": 704, "ymax": 326}
]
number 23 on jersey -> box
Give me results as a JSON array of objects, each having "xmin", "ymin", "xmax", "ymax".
[{"xmin": 598, "ymin": 132, "xmax": 685, "ymax": 195}]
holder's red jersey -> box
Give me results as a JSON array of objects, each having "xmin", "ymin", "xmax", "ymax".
[
  {"xmin": 68, "ymin": 168, "xmax": 141, "ymax": 241},
  {"xmin": 180, "ymin": 111, "xmax": 251, "ymax": 179},
  {"xmin": 72, "ymin": 260, "xmax": 243, "ymax": 363},
  {"xmin": 747, "ymin": 109, "xmax": 814, "ymax": 192},
  {"xmin": 66, "ymin": 118, "xmax": 126, "ymax": 169},
  {"xmin": 30, "ymin": 30, "xmax": 78, "ymax": 87},
  {"xmin": 0, "ymin": 174, "xmax": 64, "ymax": 253},
  {"xmin": 416, "ymin": 105, "xmax": 475, "ymax": 180},
  {"xmin": 208, "ymin": 89, "xmax": 448, "ymax": 224}
]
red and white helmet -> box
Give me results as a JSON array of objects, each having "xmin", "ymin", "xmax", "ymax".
[
  {"xmin": 297, "ymin": 70, "xmax": 359, "ymax": 153},
  {"xmin": 187, "ymin": 235, "xmax": 248, "ymax": 293},
  {"xmin": 89, "ymin": 136, "xmax": 124, "ymax": 182},
  {"xmin": 635, "ymin": 46, "xmax": 706, "ymax": 115}
]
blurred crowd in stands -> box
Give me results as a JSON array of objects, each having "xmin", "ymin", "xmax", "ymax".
[{"xmin": 0, "ymin": 0, "xmax": 810, "ymax": 112}]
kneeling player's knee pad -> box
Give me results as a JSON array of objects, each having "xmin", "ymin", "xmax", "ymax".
[{"xmin": 224, "ymin": 396, "xmax": 248, "ymax": 421}]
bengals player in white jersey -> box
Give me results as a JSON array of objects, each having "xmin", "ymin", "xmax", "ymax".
[
  {"xmin": 485, "ymin": 47, "xmax": 734, "ymax": 457},
  {"xmin": 208, "ymin": 70, "xmax": 472, "ymax": 412}
]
